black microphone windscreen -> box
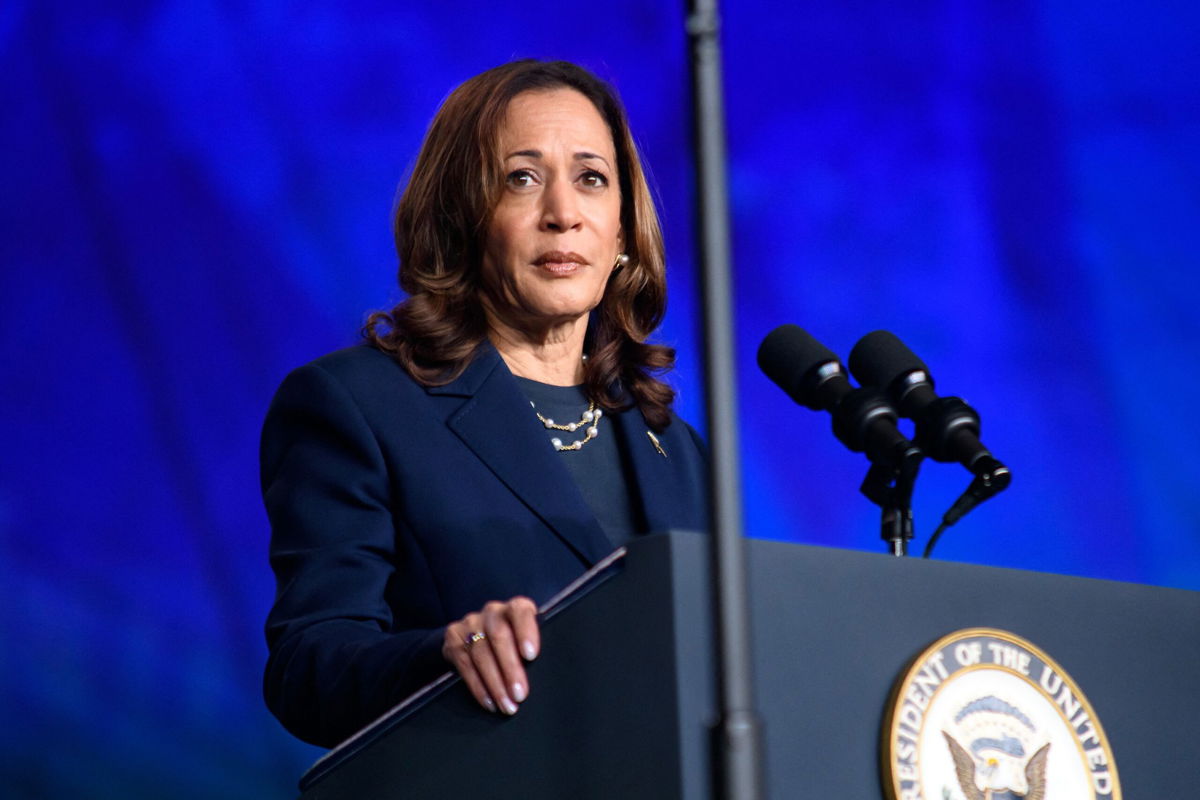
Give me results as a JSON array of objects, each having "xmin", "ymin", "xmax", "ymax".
[
  {"xmin": 757, "ymin": 324, "xmax": 840, "ymax": 409},
  {"xmin": 849, "ymin": 330, "xmax": 929, "ymax": 388}
]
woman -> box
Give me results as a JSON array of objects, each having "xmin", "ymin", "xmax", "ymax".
[{"xmin": 261, "ymin": 60, "xmax": 708, "ymax": 748}]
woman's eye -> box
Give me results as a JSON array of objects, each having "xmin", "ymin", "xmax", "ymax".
[
  {"xmin": 506, "ymin": 170, "xmax": 536, "ymax": 187},
  {"xmin": 580, "ymin": 170, "xmax": 608, "ymax": 188}
]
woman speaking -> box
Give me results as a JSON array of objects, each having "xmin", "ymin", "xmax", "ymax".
[{"xmin": 261, "ymin": 60, "xmax": 708, "ymax": 748}]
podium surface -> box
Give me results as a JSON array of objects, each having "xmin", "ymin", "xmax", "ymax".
[{"xmin": 299, "ymin": 532, "xmax": 1200, "ymax": 798}]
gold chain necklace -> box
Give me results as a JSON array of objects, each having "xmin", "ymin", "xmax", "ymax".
[{"xmin": 531, "ymin": 400, "xmax": 603, "ymax": 451}]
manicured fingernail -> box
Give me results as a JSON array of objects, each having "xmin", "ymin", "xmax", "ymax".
[
  {"xmin": 512, "ymin": 682, "xmax": 527, "ymax": 702},
  {"xmin": 522, "ymin": 640, "xmax": 537, "ymax": 660},
  {"xmin": 501, "ymin": 697, "xmax": 518, "ymax": 715},
  {"xmin": 482, "ymin": 697, "xmax": 497, "ymax": 713}
]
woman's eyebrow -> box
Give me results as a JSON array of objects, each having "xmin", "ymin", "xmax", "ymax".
[
  {"xmin": 503, "ymin": 149, "xmax": 612, "ymax": 169},
  {"xmin": 575, "ymin": 152, "xmax": 612, "ymax": 169}
]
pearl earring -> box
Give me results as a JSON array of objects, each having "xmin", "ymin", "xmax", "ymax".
[{"xmin": 614, "ymin": 253, "xmax": 631, "ymax": 268}]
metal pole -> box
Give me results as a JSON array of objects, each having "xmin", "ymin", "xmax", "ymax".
[{"xmin": 685, "ymin": 1, "xmax": 763, "ymax": 797}]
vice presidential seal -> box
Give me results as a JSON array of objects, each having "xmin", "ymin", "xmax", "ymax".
[{"xmin": 881, "ymin": 628, "xmax": 1120, "ymax": 800}]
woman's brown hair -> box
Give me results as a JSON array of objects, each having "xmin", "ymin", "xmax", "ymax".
[{"xmin": 364, "ymin": 59, "xmax": 676, "ymax": 431}]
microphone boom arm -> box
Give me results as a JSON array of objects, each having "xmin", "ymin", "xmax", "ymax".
[{"xmin": 923, "ymin": 456, "xmax": 1012, "ymax": 558}]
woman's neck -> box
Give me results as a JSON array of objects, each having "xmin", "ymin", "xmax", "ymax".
[{"xmin": 486, "ymin": 314, "xmax": 588, "ymax": 386}]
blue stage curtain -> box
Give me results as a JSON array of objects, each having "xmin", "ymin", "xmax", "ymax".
[{"xmin": 2, "ymin": 1, "xmax": 1197, "ymax": 796}]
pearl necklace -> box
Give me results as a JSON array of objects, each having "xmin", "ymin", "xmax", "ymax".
[{"xmin": 531, "ymin": 400, "xmax": 603, "ymax": 451}]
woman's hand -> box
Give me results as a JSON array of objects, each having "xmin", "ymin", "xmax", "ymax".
[{"xmin": 443, "ymin": 596, "xmax": 541, "ymax": 715}]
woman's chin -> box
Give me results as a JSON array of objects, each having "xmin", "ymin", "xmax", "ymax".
[{"xmin": 516, "ymin": 293, "xmax": 602, "ymax": 326}]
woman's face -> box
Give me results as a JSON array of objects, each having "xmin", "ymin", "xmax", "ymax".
[{"xmin": 481, "ymin": 88, "xmax": 623, "ymax": 334}]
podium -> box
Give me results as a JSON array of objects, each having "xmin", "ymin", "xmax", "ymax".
[{"xmin": 297, "ymin": 532, "xmax": 1200, "ymax": 798}]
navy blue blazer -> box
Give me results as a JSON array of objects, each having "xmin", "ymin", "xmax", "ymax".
[{"xmin": 261, "ymin": 343, "xmax": 708, "ymax": 747}]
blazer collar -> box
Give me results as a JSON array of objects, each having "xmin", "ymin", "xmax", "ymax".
[
  {"xmin": 427, "ymin": 344, "xmax": 614, "ymax": 566},
  {"xmin": 424, "ymin": 343, "xmax": 507, "ymax": 399}
]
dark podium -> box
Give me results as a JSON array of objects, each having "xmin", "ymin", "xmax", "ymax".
[{"xmin": 297, "ymin": 532, "xmax": 1200, "ymax": 798}]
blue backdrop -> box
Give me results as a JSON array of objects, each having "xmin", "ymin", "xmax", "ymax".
[{"xmin": 3, "ymin": 1, "xmax": 1198, "ymax": 797}]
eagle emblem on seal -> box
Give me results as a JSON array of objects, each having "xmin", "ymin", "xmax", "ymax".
[{"xmin": 943, "ymin": 695, "xmax": 1049, "ymax": 800}]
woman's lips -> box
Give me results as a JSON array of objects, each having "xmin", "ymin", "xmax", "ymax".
[
  {"xmin": 537, "ymin": 261, "xmax": 583, "ymax": 275},
  {"xmin": 533, "ymin": 251, "xmax": 588, "ymax": 275}
]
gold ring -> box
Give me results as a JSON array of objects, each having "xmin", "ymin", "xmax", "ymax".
[{"xmin": 465, "ymin": 631, "xmax": 487, "ymax": 648}]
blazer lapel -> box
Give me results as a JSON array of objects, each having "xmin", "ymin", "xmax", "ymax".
[
  {"xmin": 616, "ymin": 412, "xmax": 704, "ymax": 535},
  {"xmin": 428, "ymin": 347, "xmax": 613, "ymax": 566}
]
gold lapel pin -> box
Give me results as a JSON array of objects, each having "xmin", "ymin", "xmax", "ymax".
[{"xmin": 646, "ymin": 430, "xmax": 667, "ymax": 458}]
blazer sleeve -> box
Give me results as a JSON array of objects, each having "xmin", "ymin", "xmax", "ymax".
[{"xmin": 260, "ymin": 361, "xmax": 447, "ymax": 748}]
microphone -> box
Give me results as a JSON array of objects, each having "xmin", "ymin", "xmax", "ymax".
[
  {"xmin": 848, "ymin": 330, "xmax": 1008, "ymax": 480},
  {"xmin": 757, "ymin": 325, "xmax": 921, "ymax": 470},
  {"xmin": 848, "ymin": 330, "xmax": 1010, "ymax": 552}
]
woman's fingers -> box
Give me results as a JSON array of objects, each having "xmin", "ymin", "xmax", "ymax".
[
  {"xmin": 456, "ymin": 653, "xmax": 498, "ymax": 713},
  {"xmin": 507, "ymin": 596, "xmax": 540, "ymax": 661},
  {"xmin": 469, "ymin": 623, "xmax": 520, "ymax": 714},
  {"xmin": 480, "ymin": 601, "xmax": 530, "ymax": 707},
  {"xmin": 444, "ymin": 597, "xmax": 541, "ymax": 715},
  {"xmin": 444, "ymin": 618, "xmax": 496, "ymax": 712}
]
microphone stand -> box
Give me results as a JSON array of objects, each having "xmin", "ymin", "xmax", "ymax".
[
  {"xmin": 686, "ymin": 0, "xmax": 764, "ymax": 797},
  {"xmin": 832, "ymin": 385, "xmax": 925, "ymax": 557},
  {"xmin": 860, "ymin": 448, "xmax": 923, "ymax": 556}
]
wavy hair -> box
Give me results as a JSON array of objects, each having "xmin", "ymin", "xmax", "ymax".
[{"xmin": 363, "ymin": 60, "xmax": 677, "ymax": 431}]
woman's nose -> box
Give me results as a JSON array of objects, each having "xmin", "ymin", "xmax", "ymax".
[{"xmin": 539, "ymin": 179, "xmax": 583, "ymax": 232}]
